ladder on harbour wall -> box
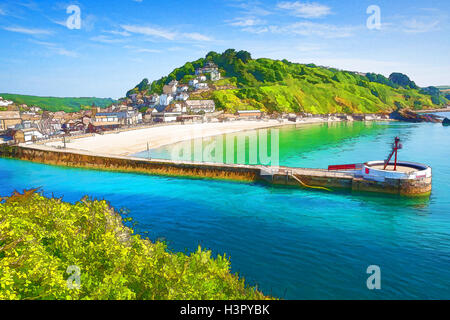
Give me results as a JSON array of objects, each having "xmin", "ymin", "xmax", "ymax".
[
  {"xmin": 260, "ymin": 167, "xmax": 333, "ymax": 191},
  {"xmin": 288, "ymin": 170, "xmax": 332, "ymax": 192}
]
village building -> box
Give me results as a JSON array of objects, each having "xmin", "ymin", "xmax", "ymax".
[
  {"xmin": 175, "ymin": 92, "xmax": 189, "ymax": 101},
  {"xmin": 129, "ymin": 93, "xmax": 138, "ymax": 102},
  {"xmin": 198, "ymin": 75, "xmax": 207, "ymax": 82},
  {"xmin": 210, "ymin": 70, "xmax": 221, "ymax": 81},
  {"xmin": 188, "ymin": 79, "xmax": 199, "ymax": 87},
  {"xmin": 62, "ymin": 119, "xmax": 85, "ymax": 133},
  {"xmin": 184, "ymin": 100, "xmax": 215, "ymax": 113},
  {"xmin": 0, "ymin": 97, "xmax": 14, "ymax": 107},
  {"xmin": 195, "ymin": 61, "xmax": 219, "ymax": 75},
  {"xmin": 90, "ymin": 112, "xmax": 121, "ymax": 132},
  {"xmin": 49, "ymin": 118, "xmax": 63, "ymax": 134},
  {"xmin": 163, "ymin": 80, "xmax": 178, "ymax": 95},
  {"xmin": 20, "ymin": 113, "xmax": 42, "ymax": 125},
  {"xmin": 176, "ymin": 85, "xmax": 189, "ymax": 93},
  {"xmin": 235, "ymin": 110, "xmax": 263, "ymax": 119},
  {"xmin": 160, "ymin": 94, "xmax": 174, "ymax": 106},
  {"xmin": 218, "ymin": 113, "xmax": 238, "ymax": 122},
  {"xmin": 167, "ymin": 103, "xmax": 187, "ymax": 113},
  {"xmin": 143, "ymin": 108, "xmax": 158, "ymax": 123},
  {"xmin": 145, "ymin": 94, "xmax": 160, "ymax": 105},
  {"xmin": 13, "ymin": 128, "xmax": 45, "ymax": 144},
  {"xmin": 93, "ymin": 110, "xmax": 142, "ymax": 128},
  {"xmin": 195, "ymin": 83, "xmax": 209, "ymax": 90},
  {"xmin": 29, "ymin": 106, "xmax": 42, "ymax": 113},
  {"xmin": 176, "ymin": 114, "xmax": 205, "ymax": 124},
  {"xmin": 152, "ymin": 111, "xmax": 182, "ymax": 123},
  {"xmin": 0, "ymin": 111, "xmax": 22, "ymax": 132}
]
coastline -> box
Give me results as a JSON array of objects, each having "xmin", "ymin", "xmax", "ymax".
[
  {"xmin": 414, "ymin": 107, "xmax": 450, "ymax": 113},
  {"xmin": 43, "ymin": 117, "xmax": 389, "ymax": 156}
]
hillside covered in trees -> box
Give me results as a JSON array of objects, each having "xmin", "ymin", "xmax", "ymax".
[
  {"xmin": 0, "ymin": 94, "xmax": 116, "ymax": 113},
  {"xmin": 127, "ymin": 49, "xmax": 448, "ymax": 114}
]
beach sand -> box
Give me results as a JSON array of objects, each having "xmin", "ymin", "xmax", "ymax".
[{"xmin": 44, "ymin": 120, "xmax": 307, "ymax": 156}]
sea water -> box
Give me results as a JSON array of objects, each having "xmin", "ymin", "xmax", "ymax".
[{"xmin": 1, "ymin": 117, "xmax": 449, "ymax": 299}]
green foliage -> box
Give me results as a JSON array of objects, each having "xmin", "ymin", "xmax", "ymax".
[
  {"xmin": 366, "ymin": 73, "xmax": 398, "ymax": 88},
  {"xmin": 388, "ymin": 73, "xmax": 418, "ymax": 89},
  {"xmin": 235, "ymin": 50, "xmax": 252, "ymax": 63},
  {"xmin": 0, "ymin": 192, "xmax": 270, "ymax": 300},
  {"xmin": 419, "ymin": 86, "xmax": 448, "ymax": 106},
  {"xmin": 126, "ymin": 49, "xmax": 448, "ymax": 114},
  {"xmin": 0, "ymin": 94, "xmax": 116, "ymax": 113},
  {"xmin": 139, "ymin": 106, "xmax": 148, "ymax": 114}
]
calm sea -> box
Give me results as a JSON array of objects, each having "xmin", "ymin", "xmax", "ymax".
[{"xmin": 1, "ymin": 115, "xmax": 449, "ymax": 299}]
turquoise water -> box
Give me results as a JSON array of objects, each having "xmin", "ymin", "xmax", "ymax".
[{"xmin": 1, "ymin": 117, "xmax": 449, "ymax": 299}]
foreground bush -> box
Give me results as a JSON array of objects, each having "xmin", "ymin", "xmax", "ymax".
[{"xmin": 0, "ymin": 191, "xmax": 269, "ymax": 300}]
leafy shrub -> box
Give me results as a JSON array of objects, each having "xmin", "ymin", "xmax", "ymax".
[{"xmin": 0, "ymin": 191, "xmax": 270, "ymax": 300}]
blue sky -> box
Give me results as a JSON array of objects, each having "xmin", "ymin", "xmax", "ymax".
[{"xmin": 0, "ymin": 0, "xmax": 449, "ymax": 99}]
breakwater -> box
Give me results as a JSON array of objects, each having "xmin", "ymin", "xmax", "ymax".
[{"xmin": 0, "ymin": 145, "xmax": 432, "ymax": 196}]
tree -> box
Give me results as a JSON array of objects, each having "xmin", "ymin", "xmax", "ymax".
[
  {"xmin": 389, "ymin": 73, "xmax": 418, "ymax": 89},
  {"xmin": 236, "ymin": 50, "xmax": 252, "ymax": 63}
]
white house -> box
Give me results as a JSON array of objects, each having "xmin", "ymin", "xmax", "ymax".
[
  {"xmin": 0, "ymin": 98, "xmax": 13, "ymax": 107},
  {"xmin": 195, "ymin": 83, "xmax": 209, "ymax": 90},
  {"xmin": 210, "ymin": 70, "xmax": 221, "ymax": 81},
  {"xmin": 146, "ymin": 94, "xmax": 160, "ymax": 105},
  {"xmin": 177, "ymin": 85, "xmax": 189, "ymax": 93},
  {"xmin": 30, "ymin": 106, "xmax": 42, "ymax": 113},
  {"xmin": 22, "ymin": 128, "xmax": 45, "ymax": 144},
  {"xmin": 189, "ymin": 79, "xmax": 199, "ymax": 87},
  {"xmin": 152, "ymin": 112, "xmax": 181, "ymax": 123},
  {"xmin": 159, "ymin": 94, "xmax": 174, "ymax": 106},
  {"xmin": 198, "ymin": 75, "xmax": 207, "ymax": 82},
  {"xmin": 170, "ymin": 103, "xmax": 187, "ymax": 113},
  {"xmin": 175, "ymin": 92, "xmax": 189, "ymax": 101},
  {"xmin": 184, "ymin": 100, "xmax": 215, "ymax": 113}
]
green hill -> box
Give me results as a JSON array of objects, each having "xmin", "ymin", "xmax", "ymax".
[
  {"xmin": 127, "ymin": 49, "xmax": 448, "ymax": 114},
  {"xmin": 0, "ymin": 93, "xmax": 116, "ymax": 113}
]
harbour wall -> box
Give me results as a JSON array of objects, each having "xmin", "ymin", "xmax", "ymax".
[{"xmin": 0, "ymin": 145, "xmax": 432, "ymax": 196}]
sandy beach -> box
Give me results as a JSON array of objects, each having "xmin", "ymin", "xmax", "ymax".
[
  {"xmin": 43, "ymin": 117, "xmax": 386, "ymax": 156},
  {"xmin": 44, "ymin": 119, "xmax": 304, "ymax": 156}
]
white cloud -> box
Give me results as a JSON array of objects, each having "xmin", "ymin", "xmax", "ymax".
[
  {"xmin": 182, "ymin": 32, "xmax": 213, "ymax": 41},
  {"xmin": 28, "ymin": 39, "xmax": 56, "ymax": 47},
  {"xmin": 242, "ymin": 26, "xmax": 270, "ymax": 34},
  {"xmin": 228, "ymin": 0, "xmax": 272, "ymax": 16},
  {"xmin": 228, "ymin": 18, "xmax": 266, "ymax": 27},
  {"xmin": 121, "ymin": 24, "xmax": 213, "ymax": 42},
  {"xmin": 378, "ymin": 8, "xmax": 447, "ymax": 34},
  {"xmin": 90, "ymin": 35, "xmax": 126, "ymax": 44},
  {"xmin": 29, "ymin": 39, "xmax": 78, "ymax": 58},
  {"xmin": 104, "ymin": 30, "xmax": 131, "ymax": 37},
  {"xmin": 55, "ymin": 48, "xmax": 78, "ymax": 58},
  {"xmin": 121, "ymin": 25, "xmax": 177, "ymax": 40},
  {"xmin": 277, "ymin": 1, "xmax": 331, "ymax": 18},
  {"xmin": 124, "ymin": 45, "xmax": 160, "ymax": 53},
  {"xmin": 402, "ymin": 18, "xmax": 441, "ymax": 33},
  {"xmin": 238, "ymin": 21, "xmax": 356, "ymax": 38},
  {"xmin": 272, "ymin": 21, "xmax": 355, "ymax": 38},
  {"xmin": 3, "ymin": 26, "xmax": 52, "ymax": 35}
]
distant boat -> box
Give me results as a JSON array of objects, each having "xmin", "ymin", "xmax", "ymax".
[{"xmin": 443, "ymin": 118, "xmax": 450, "ymax": 126}]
